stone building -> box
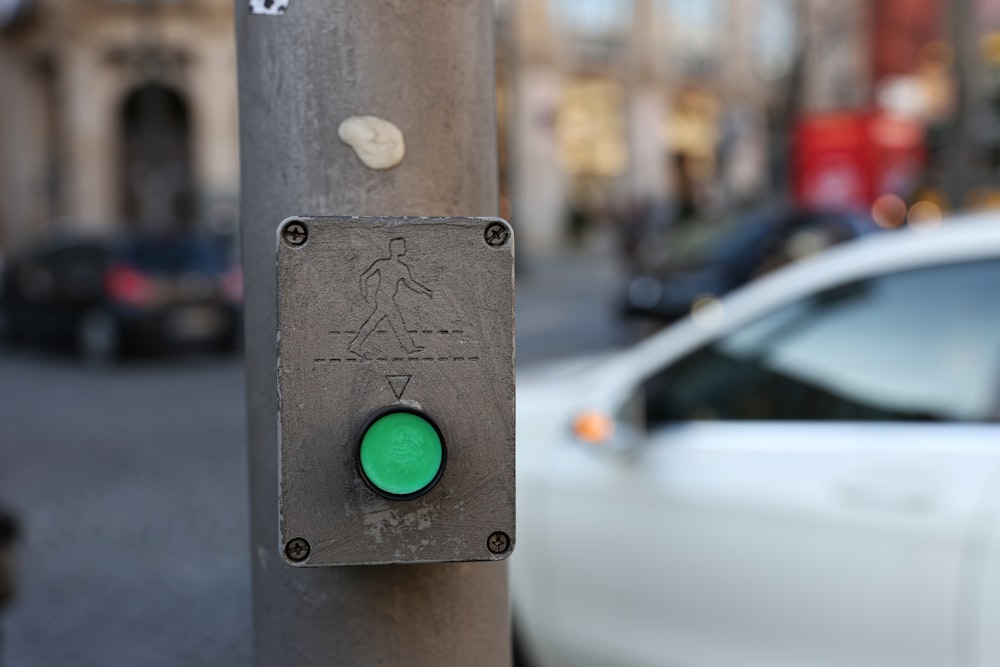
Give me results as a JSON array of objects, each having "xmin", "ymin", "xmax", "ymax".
[
  {"xmin": 503, "ymin": 0, "xmax": 800, "ymax": 252},
  {"xmin": 1, "ymin": 0, "xmax": 876, "ymax": 256},
  {"xmin": 0, "ymin": 0, "xmax": 239, "ymax": 251}
]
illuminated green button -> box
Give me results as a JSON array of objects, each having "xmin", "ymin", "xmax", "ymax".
[{"xmin": 359, "ymin": 411, "xmax": 444, "ymax": 498}]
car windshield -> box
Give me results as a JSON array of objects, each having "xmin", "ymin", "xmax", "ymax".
[{"xmin": 120, "ymin": 238, "xmax": 228, "ymax": 273}]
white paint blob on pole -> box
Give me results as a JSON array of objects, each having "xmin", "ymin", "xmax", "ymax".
[{"xmin": 338, "ymin": 116, "xmax": 406, "ymax": 170}]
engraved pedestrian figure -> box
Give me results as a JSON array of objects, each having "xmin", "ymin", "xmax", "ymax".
[{"xmin": 349, "ymin": 238, "xmax": 432, "ymax": 357}]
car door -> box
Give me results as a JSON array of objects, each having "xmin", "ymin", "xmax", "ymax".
[
  {"xmin": 44, "ymin": 244, "xmax": 108, "ymax": 340},
  {"xmin": 9, "ymin": 244, "xmax": 105, "ymax": 340},
  {"xmin": 8, "ymin": 248, "xmax": 63, "ymax": 340},
  {"xmin": 969, "ymin": 465, "xmax": 1000, "ymax": 667},
  {"xmin": 545, "ymin": 259, "xmax": 1000, "ymax": 667}
]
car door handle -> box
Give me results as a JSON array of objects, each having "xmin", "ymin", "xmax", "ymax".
[{"xmin": 836, "ymin": 476, "xmax": 938, "ymax": 514}]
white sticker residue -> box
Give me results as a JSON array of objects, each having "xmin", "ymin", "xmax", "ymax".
[
  {"xmin": 338, "ymin": 115, "xmax": 406, "ymax": 170},
  {"xmin": 249, "ymin": 0, "xmax": 289, "ymax": 15}
]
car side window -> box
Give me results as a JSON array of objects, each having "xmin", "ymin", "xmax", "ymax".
[
  {"xmin": 643, "ymin": 259, "xmax": 1000, "ymax": 424},
  {"xmin": 47, "ymin": 246, "xmax": 107, "ymax": 299}
]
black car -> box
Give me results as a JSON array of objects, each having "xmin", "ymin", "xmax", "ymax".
[
  {"xmin": 0, "ymin": 234, "xmax": 242, "ymax": 363},
  {"xmin": 621, "ymin": 207, "xmax": 881, "ymax": 323}
]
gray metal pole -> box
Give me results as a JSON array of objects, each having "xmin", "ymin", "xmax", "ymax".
[
  {"xmin": 947, "ymin": 0, "xmax": 973, "ymax": 207},
  {"xmin": 234, "ymin": 2, "xmax": 509, "ymax": 665}
]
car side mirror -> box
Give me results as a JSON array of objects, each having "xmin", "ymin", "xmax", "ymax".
[{"xmin": 569, "ymin": 389, "xmax": 647, "ymax": 457}]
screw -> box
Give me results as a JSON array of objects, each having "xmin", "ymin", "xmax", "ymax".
[
  {"xmin": 484, "ymin": 222, "xmax": 510, "ymax": 247},
  {"xmin": 284, "ymin": 537, "xmax": 310, "ymax": 562},
  {"xmin": 487, "ymin": 531, "xmax": 511, "ymax": 555},
  {"xmin": 282, "ymin": 221, "xmax": 308, "ymax": 246}
]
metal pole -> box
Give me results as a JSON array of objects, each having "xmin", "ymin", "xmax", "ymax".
[
  {"xmin": 947, "ymin": 0, "xmax": 973, "ymax": 207},
  {"xmin": 234, "ymin": 2, "xmax": 509, "ymax": 665}
]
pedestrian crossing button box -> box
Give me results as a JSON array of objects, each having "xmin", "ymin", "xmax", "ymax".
[{"xmin": 276, "ymin": 216, "xmax": 514, "ymax": 566}]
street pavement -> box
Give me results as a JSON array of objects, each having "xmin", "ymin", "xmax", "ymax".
[
  {"xmin": 0, "ymin": 234, "xmax": 628, "ymax": 666},
  {"xmin": 515, "ymin": 233, "xmax": 634, "ymax": 365},
  {"xmin": 0, "ymin": 355, "xmax": 252, "ymax": 667}
]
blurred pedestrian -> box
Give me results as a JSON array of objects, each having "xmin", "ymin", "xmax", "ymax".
[
  {"xmin": 0, "ymin": 510, "xmax": 19, "ymax": 665},
  {"xmin": 564, "ymin": 200, "xmax": 590, "ymax": 247},
  {"xmin": 612, "ymin": 196, "xmax": 676, "ymax": 275},
  {"xmin": 610, "ymin": 198, "xmax": 643, "ymax": 272}
]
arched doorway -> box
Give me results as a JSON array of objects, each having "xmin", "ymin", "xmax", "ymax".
[{"xmin": 120, "ymin": 83, "xmax": 195, "ymax": 232}]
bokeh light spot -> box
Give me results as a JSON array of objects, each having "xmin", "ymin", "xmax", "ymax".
[
  {"xmin": 907, "ymin": 200, "xmax": 942, "ymax": 233},
  {"xmin": 691, "ymin": 295, "xmax": 725, "ymax": 330},
  {"xmin": 871, "ymin": 194, "xmax": 907, "ymax": 228}
]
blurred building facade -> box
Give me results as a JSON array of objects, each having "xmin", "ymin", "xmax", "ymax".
[
  {"xmin": 502, "ymin": 0, "xmax": 817, "ymax": 252},
  {"xmin": 0, "ymin": 0, "xmax": 802, "ymax": 255},
  {"xmin": 502, "ymin": 0, "xmax": 1000, "ymax": 251},
  {"xmin": 2, "ymin": 0, "xmax": 998, "ymax": 255},
  {"xmin": 0, "ymin": 0, "xmax": 238, "ymax": 251}
]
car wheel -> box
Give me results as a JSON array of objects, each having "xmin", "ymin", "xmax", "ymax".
[{"xmin": 77, "ymin": 309, "xmax": 120, "ymax": 367}]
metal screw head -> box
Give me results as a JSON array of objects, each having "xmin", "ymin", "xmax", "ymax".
[
  {"xmin": 284, "ymin": 537, "xmax": 310, "ymax": 562},
  {"xmin": 484, "ymin": 222, "xmax": 510, "ymax": 247},
  {"xmin": 282, "ymin": 221, "xmax": 308, "ymax": 246},
  {"xmin": 487, "ymin": 531, "xmax": 511, "ymax": 555}
]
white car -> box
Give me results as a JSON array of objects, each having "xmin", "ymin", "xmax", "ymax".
[{"xmin": 513, "ymin": 213, "xmax": 1000, "ymax": 667}]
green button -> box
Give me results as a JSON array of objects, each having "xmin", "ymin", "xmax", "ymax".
[{"xmin": 359, "ymin": 411, "xmax": 444, "ymax": 498}]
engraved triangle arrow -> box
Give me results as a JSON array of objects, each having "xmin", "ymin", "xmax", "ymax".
[{"xmin": 385, "ymin": 374, "xmax": 411, "ymax": 399}]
